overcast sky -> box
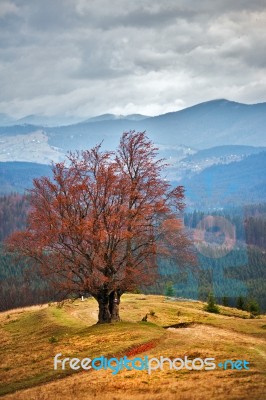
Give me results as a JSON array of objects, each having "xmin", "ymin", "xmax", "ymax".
[{"xmin": 0, "ymin": 0, "xmax": 266, "ymax": 118}]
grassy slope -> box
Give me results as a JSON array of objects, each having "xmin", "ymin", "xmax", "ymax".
[{"xmin": 0, "ymin": 294, "xmax": 265, "ymax": 400}]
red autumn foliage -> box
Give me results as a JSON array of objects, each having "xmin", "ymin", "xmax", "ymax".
[{"xmin": 5, "ymin": 131, "xmax": 195, "ymax": 323}]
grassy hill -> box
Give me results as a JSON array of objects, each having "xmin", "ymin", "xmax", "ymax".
[{"xmin": 0, "ymin": 294, "xmax": 265, "ymax": 399}]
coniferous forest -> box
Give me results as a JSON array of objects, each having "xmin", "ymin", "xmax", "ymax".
[{"xmin": 0, "ymin": 194, "xmax": 65, "ymax": 310}]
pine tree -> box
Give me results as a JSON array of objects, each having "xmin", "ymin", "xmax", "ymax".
[
  {"xmin": 237, "ymin": 296, "xmax": 245, "ymax": 311},
  {"xmin": 222, "ymin": 296, "xmax": 229, "ymax": 307},
  {"xmin": 247, "ymin": 299, "xmax": 260, "ymax": 316},
  {"xmin": 204, "ymin": 292, "xmax": 220, "ymax": 314},
  {"xmin": 165, "ymin": 281, "xmax": 175, "ymax": 298}
]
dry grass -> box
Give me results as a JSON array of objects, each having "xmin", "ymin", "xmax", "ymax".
[{"xmin": 0, "ymin": 294, "xmax": 265, "ymax": 399}]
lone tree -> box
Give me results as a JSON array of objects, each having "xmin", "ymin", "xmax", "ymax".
[
  {"xmin": 6, "ymin": 131, "xmax": 194, "ymax": 323},
  {"xmin": 204, "ymin": 292, "xmax": 220, "ymax": 314},
  {"xmin": 165, "ymin": 281, "xmax": 175, "ymax": 298},
  {"xmin": 237, "ymin": 296, "xmax": 246, "ymax": 311}
]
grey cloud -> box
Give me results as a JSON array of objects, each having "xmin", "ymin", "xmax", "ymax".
[
  {"xmin": 0, "ymin": 0, "xmax": 265, "ymax": 117},
  {"xmin": 0, "ymin": 1, "xmax": 19, "ymax": 18}
]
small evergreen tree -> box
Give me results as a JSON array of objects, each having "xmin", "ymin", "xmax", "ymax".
[
  {"xmin": 165, "ymin": 281, "xmax": 175, "ymax": 298},
  {"xmin": 204, "ymin": 292, "xmax": 220, "ymax": 314},
  {"xmin": 222, "ymin": 296, "xmax": 229, "ymax": 307},
  {"xmin": 236, "ymin": 296, "xmax": 246, "ymax": 311},
  {"xmin": 247, "ymin": 299, "xmax": 260, "ymax": 316}
]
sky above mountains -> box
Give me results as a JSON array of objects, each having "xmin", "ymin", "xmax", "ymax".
[{"xmin": 0, "ymin": 0, "xmax": 266, "ymax": 118}]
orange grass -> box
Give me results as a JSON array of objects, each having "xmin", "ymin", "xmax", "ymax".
[{"xmin": 0, "ymin": 294, "xmax": 265, "ymax": 399}]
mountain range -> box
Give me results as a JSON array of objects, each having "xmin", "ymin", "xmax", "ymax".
[
  {"xmin": 0, "ymin": 99, "xmax": 265, "ymax": 208},
  {"xmin": 0, "ymin": 112, "xmax": 148, "ymax": 127},
  {"xmin": 1, "ymin": 150, "xmax": 265, "ymax": 209},
  {"xmin": 180, "ymin": 151, "xmax": 266, "ymax": 209},
  {"xmin": 1, "ymin": 99, "xmax": 266, "ymax": 155}
]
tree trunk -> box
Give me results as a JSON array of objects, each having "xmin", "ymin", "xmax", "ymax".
[
  {"xmin": 97, "ymin": 290, "xmax": 112, "ymax": 324},
  {"xmin": 109, "ymin": 290, "xmax": 121, "ymax": 322},
  {"xmin": 96, "ymin": 289, "xmax": 122, "ymax": 323}
]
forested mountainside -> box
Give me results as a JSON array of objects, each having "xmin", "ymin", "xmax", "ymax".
[
  {"xmin": 0, "ymin": 194, "xmax": 29, "ymax": 241},
  {"xmin": 0, "ymin": 162, "xmax": 52, "ymax": 195},
  {"xmin": 0, "ymin": 194, "xmax": 63, "ymax": 310},
  {"xmin": 184, "ymin": 205, "xmax": 266, "ymax": 250},
  {"xmin": 180, "ymin": 151, "xmax": 266, "ymax": 208}
]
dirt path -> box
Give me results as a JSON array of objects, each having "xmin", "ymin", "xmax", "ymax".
[
  {"xmin": 69, "ymin": 307, "xmax": 98, "ymax": 325},
  {"xmin": 167, "ymin": 323, "xmax": 266, "ymax": 346}
]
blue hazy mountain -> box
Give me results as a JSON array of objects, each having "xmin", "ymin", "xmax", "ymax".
[
  {"xmin": 45, "ymin": 99, "xmax": 266, "ymax": 151},
  {"xmin": 83, "ymin": 113, "xmax": 149, "ymax": 123},
  {"xmin": 179, "ymin": 151, "xmax": 266, "ymax": 209},
  {"xmin": 1, "ymin": 113, "xmax": 149, "ymax": 128},
  {"xmin": 182, "ymin": 145, "xmax": 266, "ymax": 162},
  {"xmin": 164, "ymin": 144, "xmax": 266, "ymax": 182},
  {"xmin": 1, "ymin": 99, "xmax": 266, "ymax": 151},
  {"xmin": 0, "ymin": 162, "xmax": 52, "ymax": 195},
  {"xmin": 15, "ymin": 114, "xmax": 83, "ymax": 127},
  {"xmin": 0, "ymin": 99, "xmax": 266, "ymax": 204},
  {"xmin": 1, "ymin": 151, "xmax": 265, "ymax": 209},
  {"xmin": 0, "ymin": 113, "xmax": 15, "ymax": 126},
  {"xmin": 145, "ymin": 99, "xmax": 266, "ymax": 148}
]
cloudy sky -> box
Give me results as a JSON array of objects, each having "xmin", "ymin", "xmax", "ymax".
[{"xmin": 0, "ymin": 0, "xmax": 266, "ymax": 118}]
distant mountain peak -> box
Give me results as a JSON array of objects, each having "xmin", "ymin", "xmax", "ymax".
[
  {"xmin": 0, "ymin": 113, "xmax": 15, "ymax": 126},
  {"xmin": 83, "ymin": 113, "xmax": 149, "ymax": 123}
]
